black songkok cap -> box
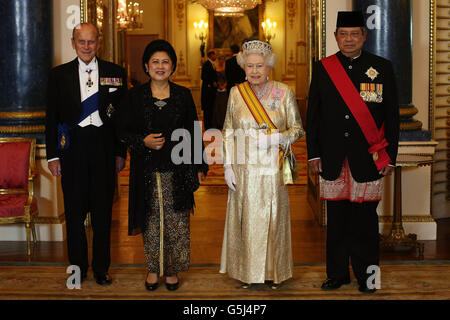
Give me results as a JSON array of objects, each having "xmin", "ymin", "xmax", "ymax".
[{"xmin": 336, "ymin": 11, "xmax": 365, "ymax": 28}]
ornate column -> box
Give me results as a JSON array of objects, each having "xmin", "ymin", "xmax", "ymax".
[
  {"xmin": 0, "ymin": 0, "xmax": 69, "ymax": 243},
  {"xmin": 354, "ymin": 0, "xmax": 430, "ymax": 141},
  {"xmin": 0, "ymin": 0, "xmax": 52, "ymax": 143}
]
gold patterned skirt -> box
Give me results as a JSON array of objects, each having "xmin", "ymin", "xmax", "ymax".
[
  {"xmin": 320, "ymin": 158, "xmax": 384, "ymax": 203},
  {"xmin": 143, "ymin": 171, "xmax": 191, "ymax": 276}
]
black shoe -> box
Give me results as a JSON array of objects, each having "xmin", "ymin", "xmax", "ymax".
[
  {"xmin": 321, "ymin": 278, "xmax": 351, "ymax": 290},
  {"xmin": 145, "ymin": 272, "xmax": 159, "ymax": 291},
  {"xmin": 165, "ymin": 277, "xmax": 179, "ymax": 291},
  {"xmin": 145, "ymin": 281, "xmax": 159, "ymax": 291},
  {"xmin": 94, "ymin": 273, "xmax": 112, "ymax": 286},
  {"xmin": 358, "ymin": 283, "xmax": 377, "ymax": 294}
]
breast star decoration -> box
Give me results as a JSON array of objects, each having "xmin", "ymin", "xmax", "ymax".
[{"xmin": 365, "ymin": 67, "xmax": 379, "ymax": 81}]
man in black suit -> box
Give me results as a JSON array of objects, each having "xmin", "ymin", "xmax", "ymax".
[
  {"xmin": 306, "ymin": 12, "xmax": 399, "ymax": 294},
  {"xmin": 225, "ymin": 44, "xmax": 246, "ymax": 94},
  {"xmin": 45, "ymin": 23, "xmax": 127, "ymax": 286},
  {"xmin": 201, "ymin": 49, "xmax": 217, "ymax": 130}
]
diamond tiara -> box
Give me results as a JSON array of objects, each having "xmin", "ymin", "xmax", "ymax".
[{"xmin": 242, "ymin": 40, "xmax": 272, "ymax": 56}]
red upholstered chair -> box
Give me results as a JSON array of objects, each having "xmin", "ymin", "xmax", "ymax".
[{"xmin": 0, "ymin": 137, "xmax": 38, "ymax": 255}]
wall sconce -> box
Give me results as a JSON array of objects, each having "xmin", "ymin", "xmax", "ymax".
[
  {"xmin": 194, "ymin": 20, "xmax": 208, "ymax": 57},
  {"xmin": 261, "ymin": 18, "xmax": 277, "ymax": 44}
]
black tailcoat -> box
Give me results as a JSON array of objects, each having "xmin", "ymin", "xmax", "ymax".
[
  {"xmin": 201, "ymin": 60, "xmax": 217, "ymax": 110},
  {"xmin": 225, "ymin": 55, "xmax": 246, "ymax": 93},
  {"xmin": 45, "ymin": 57, "xmax": 127, "ymax": 160},
  {"xmin": 45, "ymin": 57, "xmax": 127, "ymax": 274}
]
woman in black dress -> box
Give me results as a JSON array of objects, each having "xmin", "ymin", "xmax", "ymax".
[{"xmin": 118, "ymin": 40, "xmax": 208, "ymax": 291}]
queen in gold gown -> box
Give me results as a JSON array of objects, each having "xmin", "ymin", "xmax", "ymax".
[{"xmin": 219, "ymin": 40, "xmax": 304, "ymax": 288}]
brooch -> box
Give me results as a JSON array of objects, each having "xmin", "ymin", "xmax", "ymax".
[
  {"xmin": 268, "ymin": 88, "xmax": 285, "ymax": 111},
  {"xmin": 106, "ymin": 104, "xmax": 115, "ymax": 118},
  {"xmin": 365, "ymin": 67, "xmax": 379, "ymax": 81}
]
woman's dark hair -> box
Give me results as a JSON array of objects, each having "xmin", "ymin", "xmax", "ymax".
[{"xmin": 142, "ymin": 39, "xmax": 177, "ymax": 76}]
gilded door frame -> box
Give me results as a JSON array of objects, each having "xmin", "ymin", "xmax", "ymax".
[
  {"xmin": 307, "ymin": 0, "xmax": 327, "ymax": 226},
  {"xmin": 429, "ymin": 0, "xmax": 436, "ymax": 135},
  {"xmin": 80, "ymin": 0, "xmax": 116, "ymax": 62},
  {"xmin": 80, "ymin": 0, "xmax": 88, "ymax": 23}
]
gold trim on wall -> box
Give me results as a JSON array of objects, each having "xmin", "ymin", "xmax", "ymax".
[
  {"xmin": 320, "ymin": 0, "xmax": 326, "ymax": 59},
  {"xmin": 0, "ymin": 125, "xmax": 45, "ymax": 134},
  {"xmin": 36, "ymin": 214, "xmax": 66, "ymax": 225},
  {"xmin": 80, "ymin": 0, "xmax": 88, "ymax": 23},
  {"xmin": 430, "ymin": 0, "xmax": 436, "ymax": 135},
  {"xmin": 0, "ymin": 112, "xmax": 46, "ymax": 119},
  {"xmin": 379, "ymin": 215, "xmax": 436, "ymax": 223}
]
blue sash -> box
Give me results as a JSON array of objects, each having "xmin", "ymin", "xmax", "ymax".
[
  {"xmin": 57, "ymin": 92, "xmax": 99, "ymax": 150},
  {"xmin": 78, "ymin": 92, "xmax": 99, "ymax": 124}
]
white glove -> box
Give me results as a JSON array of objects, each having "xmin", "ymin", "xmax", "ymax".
[
  {"xmin": 224, "ymin": 167, "xmax": 236, "ymax": 191},
  {"xmin": 255, "ymin": 132, "xmax": 283, "ymax": 150}
]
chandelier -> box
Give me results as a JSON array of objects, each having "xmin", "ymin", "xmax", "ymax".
[
  {"xmin": 117, "ymin": 0, "xmax": 144, "ymax": 30},
  {"xmin": 195, "ymin": 0, "xmax": 262, "ymax": 17}
]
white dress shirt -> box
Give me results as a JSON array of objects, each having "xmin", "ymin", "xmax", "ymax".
[{"xmin": 77, "ymin": 57, "xmax": 103, "ymax": 128}]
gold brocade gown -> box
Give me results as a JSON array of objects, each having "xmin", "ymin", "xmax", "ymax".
[{"xmin": 219, "ymin": 81, "xmax": 304, "ymax": 284}]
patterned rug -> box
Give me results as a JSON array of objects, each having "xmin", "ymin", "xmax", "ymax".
[
  {"xmin": 1, "ymin": 263, "xmax": 449, "ymax": 300},
  {"xmin": 119, "ymin": 136, "xmax": 307, "ymax": 186}
]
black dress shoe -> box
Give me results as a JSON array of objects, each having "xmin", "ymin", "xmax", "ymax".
[
  {"xmin": 145, "ymin": 272, "xmax": 159, "ymax": 291},
  {"xmin": 358, "ymin": 283, "xmax": 377, "ymax": 294},
  {"xmin": 94, "ymin": 273, "xmax": 112, "ymax": 286},
  {"xmin": 165, "ymin": 278, "xmax": 179, "ymax": 291},
  {"xmin": 166, "ymin": 282, "xmax": 179, "ymax": 291},
  {"xmin": 145, "ymin": 281, "xmax": 159, "ymax": 291},
  {"xmin": 321, "ymin": 278, "xmax": 351, "ymax": 290}
]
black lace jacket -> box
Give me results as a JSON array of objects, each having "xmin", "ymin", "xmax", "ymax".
[{"xmin": 117, "ymin": 81, "xmax": 209, "ymax": 235}]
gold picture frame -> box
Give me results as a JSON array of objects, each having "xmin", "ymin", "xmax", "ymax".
[{"xmin": 207, "ymin": 4, "xmax": 264, "ymax": 50}]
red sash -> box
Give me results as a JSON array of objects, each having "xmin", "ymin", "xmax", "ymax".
[{"xmin": 321, "ymin": 54, "xmax": 391, "ymax": 170}]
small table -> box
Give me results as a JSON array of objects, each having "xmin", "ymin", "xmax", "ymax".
[{"xmin": 380, "ymin": 154, "xmax": 433, "ymax": 258}]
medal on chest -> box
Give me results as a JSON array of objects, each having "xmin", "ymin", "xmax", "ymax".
[{"xmin": 86, "ymin": 68, "xmax": 94, "ymax": 88}]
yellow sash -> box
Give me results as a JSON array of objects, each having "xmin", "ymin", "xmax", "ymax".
[{"xmin": 236, "ymin": 82, "xmax": 284, "ymax": 169}]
